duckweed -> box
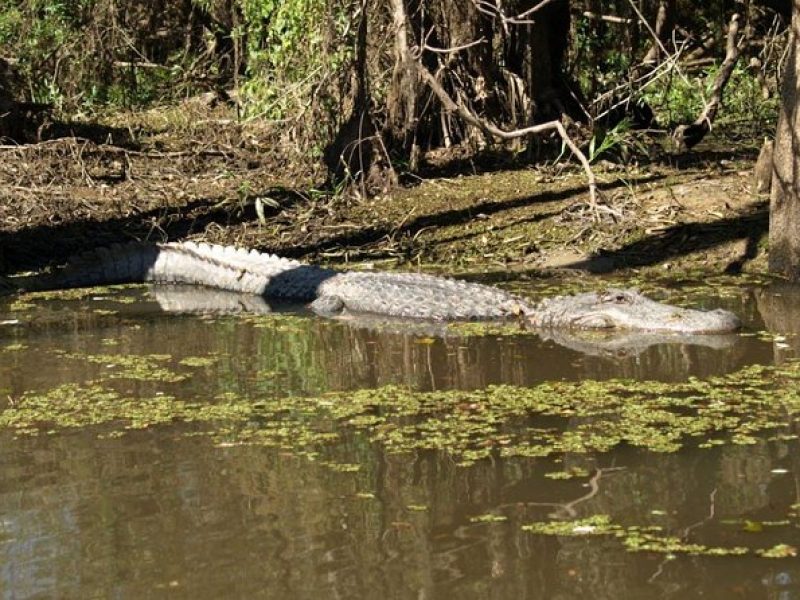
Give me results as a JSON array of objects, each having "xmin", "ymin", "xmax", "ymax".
[
  {"xmin": 9, "ymin": 300, "xmax": 35, "ymax": 312},
  {"xmin": 0, "ymin": 384, "xmax": 189, "ymax": 433},
  {"xmin": 757, "ymin": 544, "xmax": 799, "ymax": 558},
  {"xmin": 545, "ymin": 467, "xmax": 591, "ymax": 480},
  {"xmin": 22, "ymin": 286, "xmax": 122, "ymax": 301},
  {"xmin": 179, "ymin": 356, "xmax": 219, "ymax": 368},
  {"xmin": 1, "ymin": 343, "xmax": 26, "ymax": 352},
  {"xmin": 522, "ymin": 515, "xmax": 754, "ymax": 557},
  {"xmin": 3, "ymin": 361, "xmax": 800, "ymax": 468},
  {"xmin": 58, "ymin": 351, "xmax": 187, "ymax": 382}
]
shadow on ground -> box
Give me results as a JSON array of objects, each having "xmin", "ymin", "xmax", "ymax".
[
  {"xmin": 40, "ymin": 121, "xmax": 143, "ymax": 148},
  {"xmin": 560, "ymin": 203, "xmax": 769, "ymax": 273},
  {"xmin": 0, "ymin": 188, "xmax": 309, "ymax": 274},
  {"xmin": 273, "ymin": 175, "xmax": 668, "ymax": 259}
]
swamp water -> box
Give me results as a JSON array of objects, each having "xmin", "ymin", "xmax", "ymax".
[{"xmin": 0, "ymin": 278, "xmax": 798, "ymax": 599}]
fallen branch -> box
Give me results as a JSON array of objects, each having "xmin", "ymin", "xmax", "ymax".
[
  {"xmin": 418, "ymin": 65, "xmax": 598, "ymax": 207},
  {"xmin": 112, "ymin": 60, "xmax": 170, "ymax": 70},
  {"xmin": 391, "ymin": 0, "xmax": 598, "ymax": 209},
  {"xmin": 673, "ymin": 13, "xmax": 748, "ymax": 151}
]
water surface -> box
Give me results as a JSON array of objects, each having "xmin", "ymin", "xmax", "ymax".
[{"xmin": 0, "ymin": 279, "xmax": 798, "ymax": 599}]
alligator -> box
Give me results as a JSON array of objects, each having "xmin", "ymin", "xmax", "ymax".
[
  {"xmin": 150, "ymin": 285, "xmax": 741, "ymax": 357},
  {"xmin": 1, "ymin": 241, "xmax": 742, "ymax": 333}
]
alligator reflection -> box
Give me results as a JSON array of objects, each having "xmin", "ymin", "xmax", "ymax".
[{"xmin": 150, "ymin": 284, "xmax": 762, "ymax": 386}]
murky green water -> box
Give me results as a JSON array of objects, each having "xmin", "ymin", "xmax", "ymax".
[{"xmin": 0, "ymin": 279, "xmax": 799, "ymax": 599}]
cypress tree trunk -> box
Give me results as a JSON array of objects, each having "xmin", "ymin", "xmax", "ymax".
[{"xmin": 769, "ymin": 0, "xmax": 800, "ymax": 279}]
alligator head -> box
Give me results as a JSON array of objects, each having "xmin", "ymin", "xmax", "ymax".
[{"xmin": 530, "ymin": 288, "xmax": 742, "ymax": 333}]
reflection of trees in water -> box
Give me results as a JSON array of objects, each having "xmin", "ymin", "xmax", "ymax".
[
  {"xmin": 559, "ymin": 333, "xmax": 765, "ymax": 383},
  {"xmin": 3, "ymin": 424, "xmax": 798, "ymax": 599},
  {"xmin": 755, "ymin": 282, "xmax": 800, "ymax": 363},
  {"xmin": 4, "ymin": 312, "xmax": 769, "ymax": 400},
  {"xmin": 3, "ymin": 286, "xmax": 779, "ymax": 398}
]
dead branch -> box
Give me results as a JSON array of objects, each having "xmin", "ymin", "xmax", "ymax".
[
  {"xmin": 581, "ymin": 12, "xmax": 633, "ymax": 25},
  {"xmin": 112, "ymin": 60, "xmax": 170, "ymax": 70},
  {"xmin": 390, "ymin": 0, "xmax": 598, "ymax": 209},
  {"xmin": 423, "ymin": 37, "xmax": 486, "ymax": 55},
  {"xmin": 625, "ymin": 0, "xmax": 698, "ymax": 94},
  {"xmin": 419, "ymin": 63, "xmax": 598, "ymax": 207},
  {"xmin": 697, "ymin": 14, "xmax": 747, "ymax": 125},
  {"xmin": 672, "ymin": 13, "xmax": 748, "ymax": 151},
  {"xmin": 471, "ymin": 0, "xmax": 563, "ymax": 27}
]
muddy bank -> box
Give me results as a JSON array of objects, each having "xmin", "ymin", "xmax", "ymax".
[{"xmin": 0, "ymin": 104, "xmax": 769, "ymax": 278}]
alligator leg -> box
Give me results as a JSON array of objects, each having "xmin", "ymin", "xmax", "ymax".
[{"xmin": 309, "ymin": 295, "xmax": 346, "ymax": 317}]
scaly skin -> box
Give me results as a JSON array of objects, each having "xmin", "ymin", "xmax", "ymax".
[{"xmin": 4, "ymin": 241, "xmax": 742, "ymax": 333}]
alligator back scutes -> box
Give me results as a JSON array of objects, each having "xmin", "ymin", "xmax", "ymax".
[{"xmin": 318, "ymin": 271, "xmax": 535, "ymax": 320}]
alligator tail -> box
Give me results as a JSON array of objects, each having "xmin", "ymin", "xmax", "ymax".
[
  {"xmin": 11, "ymin": 243, "xmax": 161, "ymax": 292},
  {"xmin": 8, "ymin": 241, "xmax": 318, "ymax": 298}
]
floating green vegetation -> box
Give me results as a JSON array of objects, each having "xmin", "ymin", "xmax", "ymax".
[
  {"xmin": 3, "ymin": 360, "xmax": 800, "ymax": 469},
  {"xmin": 9, "ymin": 299, "xmax": 35, "ymax": 312},
  {"xmin": 446, "ymin": 321, "xmax": 528, "ymax": 337},
  {"xmin": 521, "ymin": 514, "xmax": 776, "ymax": 558},
  {"xmin": 0, "ymin": 384, "xmax": 189, "ymax": 433},
  {"xmin": 57, "ymin": 351, "xmax": 187, "ymax": 382},
  {"xmin": 1, "ymin": 343, "xmax": 26, "ymax": 352},
  {"xmin": 320, "ymin": 461, "xmax": 360, "ymax": 473},
  {"xmin": 244, "ymin": 314, "xmax": 311, "ymax": 332},
  {"xmin": 757, "ymin": 544, "xmax": 798, "ymax": 558},
  {"xmin": 545, "ymin": 467, "xmax": 591, "ymax": 480},
  {"xmin": 470, "ymin": 513, "xmax": 509, "ymax": 523},
  {"xmin": 179, "ymin": 356, "xmax": 219, "ymax": 368},
  {"xmin": 21, "ymin": 286, "xmax": 134, "ymax": 302}
]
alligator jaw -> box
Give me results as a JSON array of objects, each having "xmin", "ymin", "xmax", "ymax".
[{"xmin": 529, "ymin": 288, "xmax": 742, "ymax": 334}]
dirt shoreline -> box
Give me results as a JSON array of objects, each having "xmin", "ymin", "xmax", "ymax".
[{"xmin": 0, "ymin": 105, "xmax": 769, "ymax": 279}]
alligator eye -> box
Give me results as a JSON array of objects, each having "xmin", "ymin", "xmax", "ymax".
[{"xmin": 601, "ymin": 291, "xmax": 631, "ymax": 304}]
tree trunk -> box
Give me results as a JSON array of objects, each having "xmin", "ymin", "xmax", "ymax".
[
  {"xmin": 769, "ymin": 0, "xmax": 800, "ymax": 279},
  {"xmin": 324, "ymin": 1, "xmax": 397, "ymax": 193}
]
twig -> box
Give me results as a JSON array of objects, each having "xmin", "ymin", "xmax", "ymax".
[
  {"xmin": 649, "ymin": 488, "xmax": 717, "ymax": 583},
  {"xmin": 514, "ymin": 467, "xmax": 626, "ymax": 519},
  {"xmin": 472, "ymin": 0, "xmax": 562, "ymax": 26},
  {"xmin": 423, "ymin": 37, "xmax": 486, "ymax": 54},
  {"xmin": 582, "ymin": 12, "xmax": 633, "ymax": 25},
  {"xmin": 112, "ymin": 60, "xmax": 170, "ymax": 70}
]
